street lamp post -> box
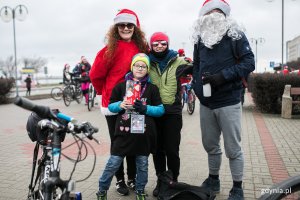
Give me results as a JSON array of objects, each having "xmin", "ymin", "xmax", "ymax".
[
  {"xmin": 250, "ymin": 37, "xmax": 265, "ymax": 73},
  {"xmin": 0, "ymin": 5, "xmax": 28, "ymax": 97},
  {"xmin": 267, "ymin": 0, "xmax": 296, "ymax": 71}
]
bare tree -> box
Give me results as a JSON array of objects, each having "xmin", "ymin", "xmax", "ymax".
[
  {"xmin": 22, "ymin": 57, "xmax": 48, "ymax": 72},
  {"xmin": 0, "ymin": 56, "xmax": 48, "ymax": 78},
  {"xmin": 0, "ymin": 56, "xmax": 16, "ymax": 78}
]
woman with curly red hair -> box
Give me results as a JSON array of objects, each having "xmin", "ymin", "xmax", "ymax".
[{"xmin": 90, "ymin": 9, "xmax": 148, "ymax": 196}]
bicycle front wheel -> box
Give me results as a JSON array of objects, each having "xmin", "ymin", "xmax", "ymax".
[
  {"xmin": 51, "ymin": 87, "xmax": 63, "ymax": 101},
  {"xmin": 63, "ymin": 86, "xmax": 73, "ymax": 107},
  {"xmin": 259, "ymin": 175, "xmax": 300, "ymax": 200},
  {"xmin": 75, "ymin": 86, "xmax": 83, "ymax": 104},
  {"xmin": 187, "ymin": 90, "xmax": 196, "ymax": 115}
]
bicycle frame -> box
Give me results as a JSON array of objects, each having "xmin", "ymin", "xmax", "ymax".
[
  {"xmin": 27, "ymin": 119, "xmax": 74, "ymax": 200},
  {"xmin": 45, "ymin": 124, "xmax": 74, "ymax": 200}
]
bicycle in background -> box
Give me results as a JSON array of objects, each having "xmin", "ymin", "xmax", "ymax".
[
  {"xmin": 15, "ymin": 97, "xmax": 99, "ymax": 200},
  {"xmin": 180, "ymin": 75, "xmax": 196, "ymax": 115},
  {"xmin": 63, "ymin": 75, "xmax": 83, "ymax": 107},
  {"xmin": 87, "ymin": 83, "xmax": 97, "ymax": 111},
  {"xmin": 51, "ymin": 85, "xmax": 63, "ymax": 101}
]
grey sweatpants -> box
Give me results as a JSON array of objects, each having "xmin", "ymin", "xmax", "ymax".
[{"xmin": 200, "ymin": 103, "xmax": 244, "ymax": 181}]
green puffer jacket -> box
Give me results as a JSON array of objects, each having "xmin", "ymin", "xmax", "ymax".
[{"xmin": 149, "ymin": 56, "xmax": 192, "ymax": 114}]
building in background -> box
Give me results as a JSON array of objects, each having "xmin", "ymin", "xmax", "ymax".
[{"xmin": 287, "ymin": 35, "xmax": 300, "ymax": 62}]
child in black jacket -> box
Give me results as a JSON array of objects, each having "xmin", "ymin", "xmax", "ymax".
[{"xmin": 96, "ymin": 53, "xmax": 165, "ymax": 200}]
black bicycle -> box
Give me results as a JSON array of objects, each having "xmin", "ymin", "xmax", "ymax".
[
  {"xmin": 14, "ymin": 97, "xmax": 99, "ymax": 200},
  {"xmin": 63, "ymin": 76, "xmax": 83, "ymax": 107}
]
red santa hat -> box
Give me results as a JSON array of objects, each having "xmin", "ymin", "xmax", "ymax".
[
  {"xmin": 114, "ymin": 9, "xmax": 140, "ymax": 28},
  {"xmin": 199, "ymin": 0, "xmax": 231, "ymax": 17}
]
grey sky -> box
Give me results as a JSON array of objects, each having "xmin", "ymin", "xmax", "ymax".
[{"xmin": 1, "ymin": 0, "xmax": 300, "ymax": 75}]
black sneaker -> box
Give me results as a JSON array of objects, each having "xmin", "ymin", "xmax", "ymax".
[
  {"xmin": 228, "ymin": 187, "xmax": 244, "ymax": 200},
  {"xmin": 127, "ymin": 179, "xmax": 136, "ymax": 190},
  {"xmin": 96, "ymin": 190, "xmax": 107, "ymax": 200},
  {"xmin": 152, "ymin": 182, "xmax": 159, "ymax": 197},
  {"xmin": 201, "ymin": 177, "xmax": 220, "ymax": 194},
  {"xmin": 115, "ymin": 179, "xmax": 129, "ymax": 196}
]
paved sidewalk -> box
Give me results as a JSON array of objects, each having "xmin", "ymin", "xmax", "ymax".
[{"xmin": 0, "ymin": 93, "xmax": 299, "ymax": 199}]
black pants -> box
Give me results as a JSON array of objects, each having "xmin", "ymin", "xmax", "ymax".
[
  {"xmin": 153, "ymin": 114, "xmax": 182, "ymax": 181},
  {"xmin": 26, "ymin": 87, "xmax": 31, "ymax": 96},
  {"xmin": 105, "ymin": 115, "xmax": 136, "ymax": 181}
]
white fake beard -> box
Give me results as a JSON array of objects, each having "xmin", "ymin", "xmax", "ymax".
[{"xmin": 199, "ymin": 12, "xmax": 229, "ymax": 49}]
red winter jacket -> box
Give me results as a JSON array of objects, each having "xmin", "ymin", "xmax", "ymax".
[{"xmin": 90, "ymin": 40, "xmax": 139, "ymax": 115}]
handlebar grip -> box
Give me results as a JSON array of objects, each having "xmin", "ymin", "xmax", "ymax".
[
  {"xmin": 57, "ymin": 113, "xmax": 76, "ymax": 123},
  {"xmin": 14, "ymin": 96, "xmax": 35, "ymax": 111},
  {"xmin": 14, "ymin": 97, "xmax": 52, "ymax": 119}
]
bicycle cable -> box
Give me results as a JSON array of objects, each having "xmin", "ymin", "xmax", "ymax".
[
  {"xmin": 72, "ymin": 135, "xmax": 97, "ymax": 182},
  {"xmin": 61, "ymin": 134, "xmax": 97, "ymax": 182},
  {"xmin": 61, "ymin": 135, "xmax": 88, "ymax": 162},
  {"xmin": 68, "ymin": 135, "xmax": 85, "ymax": 181}
]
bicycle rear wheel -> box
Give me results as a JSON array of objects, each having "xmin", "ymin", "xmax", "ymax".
[
  {"xmin": 259, "ymin": 175, "xmax": 300, "ymax": 200},
  {"xmin": 63, "ymin": 86, "xmax": 73, "ymax": 107},
  {"xmin": 181, "ymin": 86, "xmax": 186, "ymax": 109},
  {"xmin": 51, "ymin": 87, "xmax": 63, "ymax": 101},
  {"xmin": 187, "ymin": 90, "xmax": 196, "ymax": 115},
  {"xmin": 88, "ymin": 84, "xmax": 94, "ymax": 111}
]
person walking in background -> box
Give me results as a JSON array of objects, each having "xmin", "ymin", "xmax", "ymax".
[
  {"xmin": 24, "ymin": 74, "xmax": 32, "ymax": 96},
  {"xmin": 96, "ymin": 53, "xmax": 164, "ymax": 200},
  {"xmin": 148, "ymin": 32, "xmax": 192, "ymax": 197},
  {"xmin": 73, "ymin": 56, "xmax": 91, "ymax": 104},
  {"xmin": 192, "ymin": 0, "xmax": 255, "ymax": 199},
  {"xmin": 90, "ymin": 9, "xmax": 148, "ymax": 196}
]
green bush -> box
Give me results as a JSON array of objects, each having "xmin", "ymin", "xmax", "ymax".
[
  {"xmin": 249, "ymin": 73, "xmax": 300, "ymax": 114},
  {"xmin": 0, "ymin": 78, "xmax": 14, "ymax": 104}
]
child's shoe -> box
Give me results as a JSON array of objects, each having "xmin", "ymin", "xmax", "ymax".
[
  {"xmin": 136, "ymin": 190, "xmax": 147, "ymax": 200},
  {"xmin": 96, "ymin": 190, "xmax": 107, "ymax": 200}
]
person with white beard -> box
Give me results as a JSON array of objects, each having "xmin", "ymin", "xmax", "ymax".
[{"xmin": 192, "ymin": 0, "xmax": 255, "ymax": 199}]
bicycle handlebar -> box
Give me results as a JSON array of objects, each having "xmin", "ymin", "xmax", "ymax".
[
  {"xmin": 56, "ymin": 112, "xmax": 99, "ymax": 143},
  {"xmin": 15, "ymin": 97, "xmax": 56, "ymax": 119},
  {"xmin": 15, "ymin": 97, "xmax": 99, "ymax": 143}
]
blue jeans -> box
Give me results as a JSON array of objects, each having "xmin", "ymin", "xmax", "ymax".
[{"xmin": 99, "ymin": 155, "xmax": 148, "ymax": 193}]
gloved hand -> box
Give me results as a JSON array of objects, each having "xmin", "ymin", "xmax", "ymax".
[
  {"xmin": 133, "ymin": 99, "xmax": 147, "ymax": 114},
  {"xmin": 202, "ymin": 73, "xmax": 226, "ymax": 88}
]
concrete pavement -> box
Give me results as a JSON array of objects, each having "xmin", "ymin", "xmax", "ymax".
[{"xmin": 0, "ymin": 92, "xmax": 299, "ymax": 200}]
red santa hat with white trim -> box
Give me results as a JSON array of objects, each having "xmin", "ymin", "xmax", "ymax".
[
  {"xmin": 114, "ymin": 9, "xmax": 140, "ymax": 28},
  {"xmin": 199, "ymin": 0, "xmax": 231, "ymax": 17}
]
